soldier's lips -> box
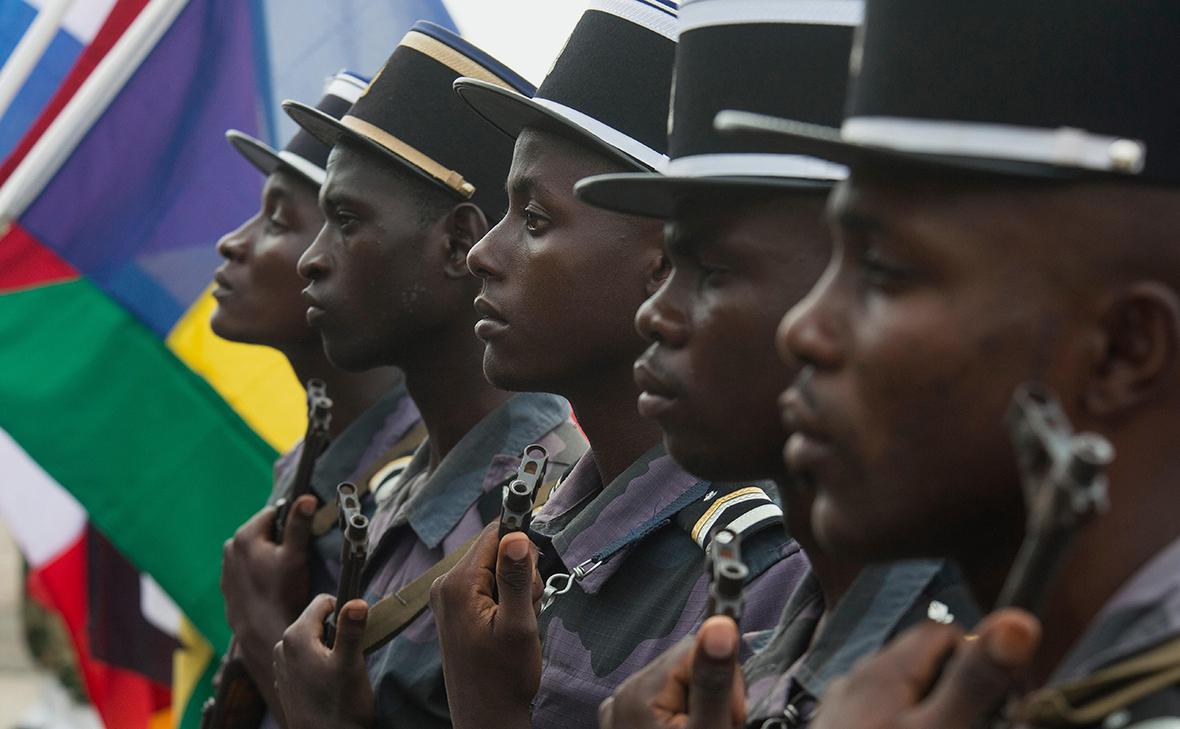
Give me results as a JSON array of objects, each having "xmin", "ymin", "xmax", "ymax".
[
  {"xmin": 633, "ymin": 359, "xmax": 680, "ymax": 419},
  {"xmin": 211, "ymin": 270, "xmax": 234, "ymax": 298},
  {"xmin": 473, "ymin": 296, "xmax": 508, "ymax": 340},
  {"xmin": 779, "ymin": 382, "xmax": 837, "ymax": 478},
  {"xmin": 301, "ymin": 287, "xmax": 327, "ymax": 327}
]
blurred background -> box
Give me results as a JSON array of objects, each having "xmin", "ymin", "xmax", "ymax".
[{"xmin": 0, "ymin": 1, "xmax": 586, "ymax": 727}]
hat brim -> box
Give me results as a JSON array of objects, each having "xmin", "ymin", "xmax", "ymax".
[
  {"xmin": 454, "ymin": 78, "xmax": 651, "ymax": 173},
  {"xmin": 713, "ymin": 110, "xmax": 1123, "ymax": 182},
  {"xmin": 226, "ymin": 130, "xmax": 283, "ymax": 177},
  {"xmin": 575, "ymin": 172, "xmax": 831, "ymax": 219},
  {"xmin": 226, "ymin": 129, "xmax": 327, "ymax": 188},
  {"xmin": 281, "ymin": 100, "xmax": 464, "ymax": 200}
]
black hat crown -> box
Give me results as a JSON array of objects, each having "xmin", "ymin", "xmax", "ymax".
[
  {"xmin": 227, "ymin": 70, "xmax": 367, "ymax": 187},
  {"xmin": 577, "ymin": 0, "xmax": 863, "ymax": 217},
  {"xmin": 719, "ymin": 0, "xmax": 1180, "ymax": 183},
  {"xmin": 454, "ymin": 0, "xmax": 679, "ymax": 172},
  {"xmin": 284, "ymin": 22, "xmax": 535, "ymax": 216}
]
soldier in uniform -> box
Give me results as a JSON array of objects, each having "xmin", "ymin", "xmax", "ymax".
[
  {"xmin": 269, "ymin": 24, "xmax": 586, "ymax": 729},
  {"xmin": 212, "ymin": 70, "xmax": 426, "ymax": 723},
  {"xmin": 429, "ymin": 3, "xmax": 808, "ymax": 728},
  {"xmin": 574, "ymin": 3, "xmax": 976, "ymax": 727},
  {"xmin": 707, "ymin": 1, "xmax": 1180, "ymax": 727}
]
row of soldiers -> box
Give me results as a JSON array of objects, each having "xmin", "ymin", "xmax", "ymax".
[{"xmin": 205, "ymin": 0, "xmax": 1180, "ymax": 728}]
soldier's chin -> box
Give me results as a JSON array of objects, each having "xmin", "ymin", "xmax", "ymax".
[
  {"xmin": 210, "ymin": 309, "xmax": 256, "ymax": 346},
  {"xmin": 481, "ymin": 347, "xmax": 536, "ymax": 393},
  {"xmin": 322, "ymin": 336, "xmax": 380, "ymax": 374}
]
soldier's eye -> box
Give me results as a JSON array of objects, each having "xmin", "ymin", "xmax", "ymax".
[{"xmin": 523, "ymin": 204, "xmax": 550, "ymax": 235}]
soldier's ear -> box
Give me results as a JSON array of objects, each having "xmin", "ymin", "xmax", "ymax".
[
  {"xmin": 1083, "ymin": 281, "xmax": 1180, "ymax": 416},
  {"xmin": 442, "ymin": 203, "xmax": 489, "ymax": 279}
]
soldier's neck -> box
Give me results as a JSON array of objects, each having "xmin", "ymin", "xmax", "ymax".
[
  {"xmin": 564, "ymin": 365, "xmax": 663, "ymax": 489},
  {"xmin": 284, "ymin": 341, "xmax": 402, "ymax": 440},
  {"xmin": 397, "ymin": 326, "xmax": 511, "ymax": 473},
  {"xmin": 1028, "ymin": 454, "xmax": 1180, "ymax": 688}
]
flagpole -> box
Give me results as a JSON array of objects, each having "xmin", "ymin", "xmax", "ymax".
[
  {"xmin": 0, "ymin": 0, "xmax": 191, "ymax": 227},
  {"xmin": 0, "ymin": 0, "xmax": 78, "ymax": 123}
]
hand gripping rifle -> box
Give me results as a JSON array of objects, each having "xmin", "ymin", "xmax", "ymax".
[
  {"xmin": 201, "ymin": 380, "xmax": 334, "ymax": 729},
  {"xmin": 706, "ymin": 528, "xmax": 748, "ymax": 622},
  {"xmin": 324, "ymin": 482, "xmax": 369, "ymax": 647},
  {"xmin": 996, "ymin": 383, "xmax": 1113, "ymax": 615},
  {"xmin": 499, "ymin": 444, "xmax": 549, "ymax": 539}
]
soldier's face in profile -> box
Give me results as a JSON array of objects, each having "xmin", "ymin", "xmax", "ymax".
[
  {"xmin": 211, "ymin": 170, "xmax": 324, "ymax": 350},
  {"xmin": 633, "ymin": 193, "xmax": 828, "ymax": 482},
  {"xmin": 468, "ymin": 129, "xmax": 664, "ymax": 393},
  {"xmin": 298, "ymin": 143, "xmax": 437, "ymax": 372},
  {"xmin": 775, "ymin": 169, "xmax": 1085, "ymax": 565}
]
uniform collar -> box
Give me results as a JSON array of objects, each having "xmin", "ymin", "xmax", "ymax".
[
  {"xmin": 793, "ymin": 560, "xmax": 964, "ymax": 698},
  {"xmin": 1052, "ymin": 535, "xmax": 1180, "ymax": 684},
  {"xmin": 401, "ymin": 392, "xmax": 571, "ymax": 549},
  {"xmin": 532, "ymin": 443, "xmax": 705, "ymax": 593}
]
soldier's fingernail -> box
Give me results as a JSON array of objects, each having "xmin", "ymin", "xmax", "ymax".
[
  {"xmin": 986, "ymin": 620, "xmax": 1036, "ymax": 666},
  {"xmin": 702, "ymin": 623, "xmax": 736, "ymax": 660},
  {"xmin": 346, "ymin": 603, "xmax": 367, "ymax": 621},
  {"xmin": 506, "ymin": 538, "xmax": 529, "ymax": 562},
  {"xmin": 299, "ymin": 500, "xmax": 315, "ymax": 515}
]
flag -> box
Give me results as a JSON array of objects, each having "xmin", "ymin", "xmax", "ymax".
[
  {"xmin": 0, "ymin": 1, "xmax": 455, "ymax": 728},
  {"xmin": 0, "ymin": 428, "xmax": 176, "ymax": 729},
  {"xmin": 0, "ymin": 0, "xmax": 120, "ymax": 160}
]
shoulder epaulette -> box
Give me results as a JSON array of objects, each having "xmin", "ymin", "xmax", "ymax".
[{"xmin": 674, "ymin": 482, "xmax": 784, "ymax": 581}]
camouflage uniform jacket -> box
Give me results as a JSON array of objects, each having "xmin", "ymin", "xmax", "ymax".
[
  {"xmin": 743, "ymin": 560, "xmax": 979, "ymax": 728},
  {"xmin": 1017, "ymin": 535, "xmax": 1180, "ymax": 729},
  {"xmin": 268, "ymin": 379, "xmax": 423, "ymax": 596},
  {"xmin": 361, "ymin": 392, "xmax": 586, "ymax": 729},
  {"xmin": 528, "ymin": 443, "xmax": 810, "ymax": 729}
]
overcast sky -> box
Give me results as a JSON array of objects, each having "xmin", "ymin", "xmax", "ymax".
[{"xmin": 444, "ymin": 0, "xmax": 589, "ymax": 85}]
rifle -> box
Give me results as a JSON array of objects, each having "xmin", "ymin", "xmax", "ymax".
[
  {"xmin": 499, "ymin": 444, "xmax": 549, "ymax": 539},
  {"xmin": 273, "ymin": 379, "xmax": 333, "ymax": 541},
  {"xmin": 201, "ymin": 379, "xmax": 334, "ymax": 729},
  {"xmin": 324, "ymin": 482, "xmax": 369, "ymax": 647},
  {"xmin": 996, "ymin": 383, "xmax": 1113, "ymax": 614},
  {"xmin": 705, "ymin": 528, "xmax": 748, "ymax": 622}
]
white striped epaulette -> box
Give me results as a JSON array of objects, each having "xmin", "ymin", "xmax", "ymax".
[{"xmin": 674, "ymin": 482, "xmax": 783, "ymax": 554}]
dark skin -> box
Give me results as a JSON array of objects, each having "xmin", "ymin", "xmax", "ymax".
[
  {"xmin": 601, "ymin": 193, "xmax": 863, "ymax": 729},
  {"xmin": 776, "ymin": 167, "xmax": 1180, "ymax": 728},
  {"xmin": 430, "ymin": 128, "xmax": 669, "ymax": 729},
  {"xmin": 273, "ymin": 141, "xmax": 510, "ymax": 729},
  {"xmin": 212, "ymin": 167, "xmax": 400, "ymax": 721}
]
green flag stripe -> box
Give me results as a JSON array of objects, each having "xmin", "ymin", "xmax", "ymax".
[{"xmin": 0, "ymin": 279, "xmax": 277, "ymax": 648}]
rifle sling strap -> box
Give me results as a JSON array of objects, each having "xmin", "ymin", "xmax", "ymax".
[
  {"xmin": 309, "ymin": 421, "xmax": 429, "ymax": 537},
  {"xmin": 1017, "ymin": 635, "xmax": 1180, "ymax": 727},
  {"xmin": 360, "ymin": 533, "xmax": 479, "ymax": 655}
]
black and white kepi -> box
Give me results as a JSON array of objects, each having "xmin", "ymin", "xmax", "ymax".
[
  {"xmin": 226, "ymin": 70, "xmax": 367, "ymax": 187},
  {"xmin": 454, "ymin": 0, "xmax": 678, "ymax": 172},
  {"xmin": 576, "ymin": 0, "xmax": 862, "ymax": 218},
  {"xmin": 717, "ymin": 0, "xmax": 1180, "ymax": 183},
  {"xmin": 282, "ymin": 22, "xmax": 535, "ymax": 216}
]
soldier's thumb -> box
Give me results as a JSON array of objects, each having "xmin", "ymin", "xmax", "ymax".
[
  {"xmin": 918, "ymin": 609, "xmax": 1040, "ymax": 727},
  {"xmin": 687, "ymin": 616, "xmax": 745, "ymax": 729},
  {"xmin": 283, "ymin": 494, "xmax": 317, "ymax": 552},
  {"xmin": 331, "ymin": 598, "xmax": 369, "ymax": 658},
  {"xmin": 495, "ymin": 533, "xmax": 539, "ymax": 621}
]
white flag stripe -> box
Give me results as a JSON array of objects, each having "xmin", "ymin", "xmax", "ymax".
[
  {"xmin": 0, "ymin": 428, "xmax": 85, "ymax": 567},
  {"xmin": 139, "ymin": 573, "xmax": 182, "ymax": 637},
  {"xmin": 26, "ymin": 0, "xmax": 119, "ymax": 44}
]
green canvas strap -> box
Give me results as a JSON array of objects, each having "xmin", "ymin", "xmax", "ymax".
[{"xmin": 1017, "ymin": 635, "xmax": 1180, "ymax": 727}]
